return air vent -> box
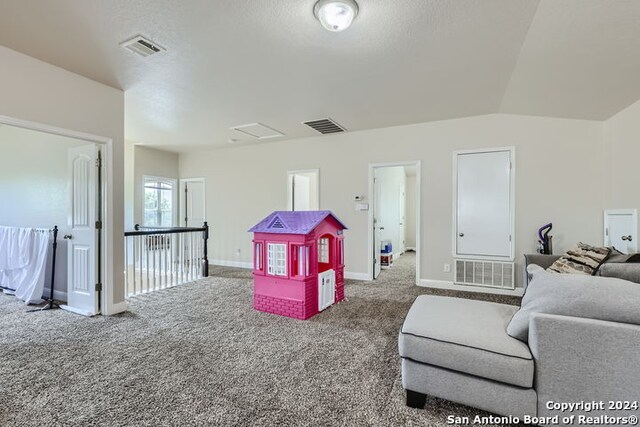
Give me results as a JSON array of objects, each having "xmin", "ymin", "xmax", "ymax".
[
  {"xmin": 231, "ymin": 123, "xmax": 284, "ymax": 140},
  {"xmin": 120, "ymin": 35, "xmax": 165, "ymax": 57},
  {"xmin": 303, "ymin": 118, "xmax": 346, "ymax": 135},
  {"xmin": 454, "ymin": 260, "xmax": 514, "ymax": 290}
]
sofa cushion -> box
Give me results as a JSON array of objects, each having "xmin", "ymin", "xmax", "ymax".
[
  {"xmin": 598, "ymin": 263, "xmax": 640, "ymax": 284},
  {"xmin": 507, "ymin": 265, "xmax": 640, "ymax": 342},
  {"xmin": 399, "ymin": 295, "xmax": 534, "ymax": 388},
  {"xmin": 548, "ymin": 242, "xmax": 610, "ymax": 275}
]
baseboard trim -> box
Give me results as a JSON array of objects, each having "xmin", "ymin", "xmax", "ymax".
[
  {"xmin": 43, "ymin": 288, "xmax": 67, "ymax": 302},
  {"xmin": 344, "ymin": 271, "xmax": 370, "ymax": 281},
  {"xmin": 420, "ymin": 279, "xmax": 524, "ymax": 297},
  {"xmin": 211, "ymin": 259, "xmax": 253, "ymax": 269}
]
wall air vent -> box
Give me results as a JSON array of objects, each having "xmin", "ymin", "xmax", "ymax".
[
  {"xmin": 231, "ymin": 123, "xmax": 284, "ymax": 140},
  {"xmin": 454, "ymin": 260, "xmax": 515, "ymax": 290},
  {"xmin": 120, "ymin": 35, "xmax": 165, "ymax": 58},
  {"xmin": 303, "ymin": 118, "xmax": 346, "ymax": 135}
]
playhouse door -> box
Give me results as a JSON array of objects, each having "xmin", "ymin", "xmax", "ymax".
[{"xmin": 318, "ymin": 269, "xmax": 335, "ymax": 311}]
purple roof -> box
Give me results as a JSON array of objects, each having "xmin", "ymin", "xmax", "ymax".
[{"xmin": 248, "ymin": 210, "xmax": 347, "ymax": 234}]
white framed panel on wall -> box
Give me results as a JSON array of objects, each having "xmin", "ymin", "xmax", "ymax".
[{"xmin": 453, "ymin": 147, "xmax": 515, "ymax": 261}]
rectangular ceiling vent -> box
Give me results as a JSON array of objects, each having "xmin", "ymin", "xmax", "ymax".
[
  {"xmin": 231, "ymin": 123, "xmax": 284, "ymax": 140},
  {"xmin": 303, "ymin": 118, "xmax": 346, "ymax": 135},
  {"xmin": 120, "ymin": 35, "xmax": 165, "ymax": 58}
]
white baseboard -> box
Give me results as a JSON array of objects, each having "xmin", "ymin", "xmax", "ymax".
[
  {"xmin": 42, "ymin": 288, "xmax": 67, "ymax": 302},
  {"xmin": 344, "ymin": 271, "xmax": 370, "ymax": 281},
  {"xmin": 420, "ymin": 279, "xmax": 524, "ymax": 297},
  {"xmin": 210, "ymin": 259, "xmax": 252, "ymax": 269}
]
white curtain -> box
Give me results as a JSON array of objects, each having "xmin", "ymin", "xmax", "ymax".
[{"xmin": 0, "ymin": 226, "xmax": 51, "ymax": 304}]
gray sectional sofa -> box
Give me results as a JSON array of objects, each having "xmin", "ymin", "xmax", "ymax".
[{"xmin": 399, "ymin": 255, "xmax": 640, "ymax": 424}]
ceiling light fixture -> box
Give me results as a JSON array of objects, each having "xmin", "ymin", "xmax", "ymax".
[{"xmin": 313, "ymin": 0, "xmax": 359, "ymax": 32}]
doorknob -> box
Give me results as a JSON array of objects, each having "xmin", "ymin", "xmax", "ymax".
[
  {"xmin": 458, "ymin": 233, "xmax": 465, "ymax": 237},
  {"xmin": 621, "ymin": 235, "xmax": 633, "ymax": 241},
  {"xmin": 379, "ymin": 227, "xmax": 385, "ymax": 230},
  {"xmin": 63, "ymin": 234, "xmax": 73, "ymax": 240}
]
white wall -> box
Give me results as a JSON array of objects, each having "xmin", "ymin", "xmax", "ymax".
[
  {"xmin": 0, "ymin": 46, "xmax": 125, "ymax": 313},
  {"xmin": 180, "ymin": 114, "xmax": 605, "ymax": 290},
  {"xmin": 375, "ymin": 166, "xmax": 406, "ymax": 256},
  {"xmin": 405, "ymin": 175, "xmax": 417, "ymax": 249},
  {"xmin": 604, "ymin": 98, "xmax": 640, "ymax": 234}
]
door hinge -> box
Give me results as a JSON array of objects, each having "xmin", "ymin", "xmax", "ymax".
[
  {"xmin": 95, "ymin": 158, "xmax": 102, "ymax": 168},
  {"xmin": 509, "ymin": 234, "xmax": 512, "ymax": 241},
  {"xmin": 374, "ymin": 258, "xmax": 378, "ymax": 264},
  {"xmin": 95, "ymin": 220, "xmax": 102, "ymax": 230},
  {"xmin": 95, "ymin": 283, "xmax": 102, "ymax": 292}
]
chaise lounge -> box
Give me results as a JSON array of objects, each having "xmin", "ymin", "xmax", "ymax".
[{"xmin": 399, "ymin": 255, "xmax": 640, "ymax": 422}]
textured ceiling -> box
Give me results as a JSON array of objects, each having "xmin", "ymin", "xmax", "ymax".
[{"xmin": 0, "ymin": 0, "xmax": 639, "ymax": 152}]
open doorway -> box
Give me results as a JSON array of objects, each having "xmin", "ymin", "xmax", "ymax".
[
  {"xmin": 369, "ymin": 162, "xmax": 420, "ymax": 284},
  {"xmin": 0, "ymin": 118, "xmax": 110, "ymax": 316},
  {"xmin": 287, "ymin": 169, "xmax": 319, "ymax": 211}
]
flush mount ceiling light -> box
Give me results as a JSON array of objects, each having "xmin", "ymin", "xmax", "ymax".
[{"xmin": 313, "ymin": 0, "xmax": 359, "ymax": 32}]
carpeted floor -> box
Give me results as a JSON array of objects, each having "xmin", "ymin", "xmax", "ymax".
[{"xmin": 0, "ymin": 252, "xmax": 521, "ymax": 426}]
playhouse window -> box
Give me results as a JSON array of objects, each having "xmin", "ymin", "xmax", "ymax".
[
  {"xmin": 291, "ymin": 245, "xmax": 311, "ymax": 277},
  {"xmin": 254, "ymin": 242, "xmax": 263, "ymax": 271},
  {"xmin": 267, "ymin": 243, "xmax": 287, "ymax": 276},
  {"xmin": 339, "ymin": 239, "xmax": 344, "ymax": 266},
  {"xmin": 318, "ymin": 238, "xmax": 329, "ymax": 263}
]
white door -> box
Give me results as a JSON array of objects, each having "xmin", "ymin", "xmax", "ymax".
[
  {"xmin": 398, "ymin": 185, "xmax": 406, "ymax": 254},
  {"xmin": 604, "ymin": 209, "xmax": 637, "ymax": 254},
  {"xmin": 373, "ymin": 175, "xmax": 382, "ymax": 279},
  {"xmin": 455, "ymin": 149, "xmax": 513, "ymax": 259},
  {"xmin": 318, "ymin": 269, "xmax": 336, "ymax": 311},
  {"xmin": 180, "ymin": 179, "xmax": 205, "ymax": 227},
  {"xmin": 64, "ymin": 144, "xmax": 100, "ymax": 316}
]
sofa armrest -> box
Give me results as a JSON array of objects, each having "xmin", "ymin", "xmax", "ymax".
[
  {"xmin": 522, "ymin": 254, "xmax": 561, "ymax": 288},
  {"xmin": 529, "ymin": 313, "xmax": 640, "ymax": 419}
]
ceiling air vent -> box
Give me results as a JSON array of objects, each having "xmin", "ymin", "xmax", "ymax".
[
  {"xmin": 120, "ymin": 35, "xmax": 165, "ymax": 58},
  {"xmin": 303, "ymin": 118, "xmax": 346, "ymax": 135},
  {"xmin": 231, "ymin": 123, "xmax": 284, "ymax": 140}
]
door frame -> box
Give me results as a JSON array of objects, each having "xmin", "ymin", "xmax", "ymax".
[
  {"xmin": 286, "ymin": 168, "xmax": 320, "ymax": 211},
  {"xmin": 367, "ymin": 161, "xmax": 421, "ymax": 284},
  {"xmin": 452, "ymin": 146, "xmax": 516, "ymax": 261},
  {"xmin": 0, "ymin": 114, "xmax": 114, "ymax": 315},
  {"xmin": 179, "ymin": 177, "xmax": 206, "ymax": 227}
]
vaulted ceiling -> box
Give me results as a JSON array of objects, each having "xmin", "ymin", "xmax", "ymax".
[{"xmin": 1, "ymin": 0, "xmax": 639, "ymax": 151}]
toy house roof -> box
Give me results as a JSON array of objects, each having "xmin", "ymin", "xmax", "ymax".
[{"xmin": 248, "ymin": 210, "xmax": 347, "ymax": 235}]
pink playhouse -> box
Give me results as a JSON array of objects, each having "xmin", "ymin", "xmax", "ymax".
[{"xmin": 248, "ymin": 211, "xmax": 347, "ymax": 320}]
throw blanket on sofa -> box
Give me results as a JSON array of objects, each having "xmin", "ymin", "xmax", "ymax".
[{"xmin": 0, "ymin": 226, "xmax": 50, "ymax": 304}]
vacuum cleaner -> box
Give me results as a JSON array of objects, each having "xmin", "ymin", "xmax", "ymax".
[{"xmin": 537, "ymin": 223, "xmax": 553, "ymax": 255}]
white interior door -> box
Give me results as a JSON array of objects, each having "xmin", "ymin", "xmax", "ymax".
[
  {"xmin": 373, "ymin": 175, "xmax": 382, "ymax": 279},
  {"xmin": 604, "ymin": 209, "xmax": 637, "ymax": 254},
  {"xmin": 455, "ymin": 149, "xmax": 513, "ymax": 259},
  {"xmin": 64, "ymin": 144, "xmax": 99, "ymax": 316},
  {"xmin": 180, "ymin": 179, "xmax": 205, "ymax": 227}
]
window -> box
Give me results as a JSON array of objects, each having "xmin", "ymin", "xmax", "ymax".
[
  {"xmin": 144, "ymin": 177, "xmax": 175, "ymax": 227},
  {"xmin": 267, "ymin": 243, "xmax": 287, "ymax": 276},
  {"xmin": 254, "ymin": 242, "xmax": 264, "ymax": 272},
  {"xmin": 291, "ymin": 245, "xmax": 311, "ymax": 278},
  {"xmin": 338, "ymin": 239, "xmax": 344, "ymax": 266},
  {"xmin": 318, "ymin": 238, "xmax": 329, "ymax": 263}
]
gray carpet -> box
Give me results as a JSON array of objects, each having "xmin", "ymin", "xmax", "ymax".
[{"xmin": 0, "ymin": 252, "xmax": 521, "ymax": 426}]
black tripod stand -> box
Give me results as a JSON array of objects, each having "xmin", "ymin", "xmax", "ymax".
[{"xmin": 28, "ymin": 226, "xmax": 61, "ymax": 313}]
